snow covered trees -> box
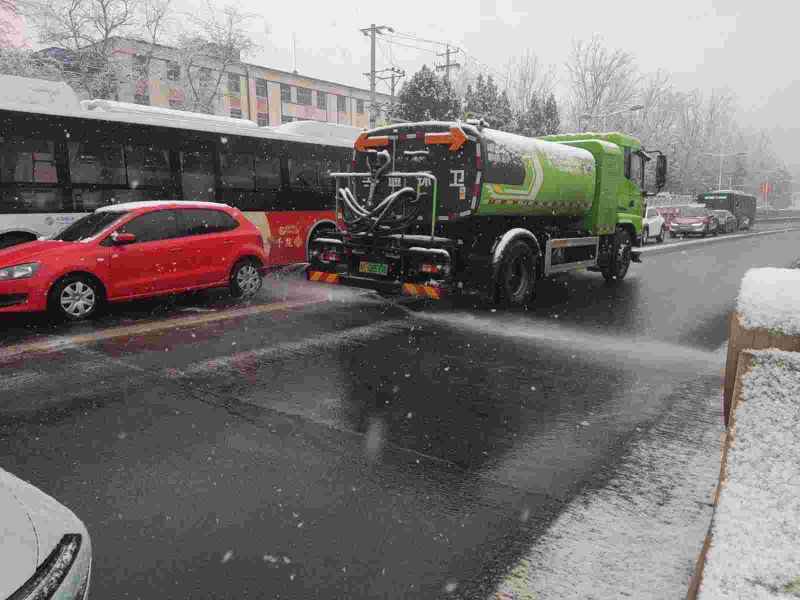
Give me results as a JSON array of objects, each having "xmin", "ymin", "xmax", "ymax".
[
  {"xmin": 393, "ymin": 65, "xmax": 460, "ymax": 122},
  {"xmin": 395, "ymin": 64, "xmax": 561, "ymax": 136}
]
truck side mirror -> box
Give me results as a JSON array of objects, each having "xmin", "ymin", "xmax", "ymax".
[{"xmin": 656, "ymin": 155, "xmax": 667, "ymax": 190}]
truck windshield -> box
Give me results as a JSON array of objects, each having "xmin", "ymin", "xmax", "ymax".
[{"xmin": 54, "ymin": 211, "xmax": 129, "ymax": 241}]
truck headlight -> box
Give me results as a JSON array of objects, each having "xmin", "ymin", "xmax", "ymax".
[{"xmin": 0, "ymin": 262, "xmax": 40, "ymax": 281}]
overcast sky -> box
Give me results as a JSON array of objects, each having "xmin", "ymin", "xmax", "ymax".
[{"xmin": 220, "ymin": 0, "xmax": 797, "ymax": 156}]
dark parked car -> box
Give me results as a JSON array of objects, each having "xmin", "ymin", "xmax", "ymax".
[{"xmin": 711, "ymin": 209, "xmax": 737, "ymax": 233}]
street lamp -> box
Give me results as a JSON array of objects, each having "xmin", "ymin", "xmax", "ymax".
[
  {"xmin": 701, "ymin": 150, "xmax": 747, "ymax": 191},
  {"xmin": 580, "ymin": 104, "xmax": 644, "ymax": 131}
]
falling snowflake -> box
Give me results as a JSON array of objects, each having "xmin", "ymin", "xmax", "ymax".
[
  {"xmin": 444, "ymin": 580, "xmax": 459, "ymax": 593},
  {"xmin": 221, "ymin": 550, "xmax": 234, "ymax": 564}
]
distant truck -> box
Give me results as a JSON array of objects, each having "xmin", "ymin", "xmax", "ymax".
[
  {"xmin": 697, "ymin": 190, "xmax": 756, "ymax": 230},
  {"xmin": 307, "ymin": 121, "xmax": 666, "ymax": 305}
]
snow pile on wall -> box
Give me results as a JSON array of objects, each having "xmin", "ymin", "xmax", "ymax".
[
  {"xmin": 737, "ymin": 268, "xmax": 800, "ymax": 335},
  {"xmin": 700, "ymin": 350, "xmax": 800, "ymax": 599},
  {"xmin": 0, "ymin": 74, "xmax": 82, "ymax": 114}
]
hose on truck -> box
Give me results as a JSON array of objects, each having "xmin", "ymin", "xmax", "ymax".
[{"xmin": 337, "ymin": 149, "xmax": 427, "ymax": 236}]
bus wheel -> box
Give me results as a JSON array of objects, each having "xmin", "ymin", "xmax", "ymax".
[
  {"xmin": 498, "ymin": 240, "xmax": 537, "ymax": 307},
  {"xmin": 230, "ymin": 258, "xmax": 263, "ymax": 299},
  {"xmin": 602, "ymin": 228, "xmax": 632, "ymax": 282},
  {"xmin": 48, "ymin": 274, "xmax": 104, "ymax": 321}
]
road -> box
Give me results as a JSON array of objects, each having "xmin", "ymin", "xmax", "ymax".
[{"xmin": 0, "ymin": 228, "xmax": 798, "ymax": 599}]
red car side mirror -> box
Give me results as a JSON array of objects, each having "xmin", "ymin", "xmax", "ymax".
[{"xmin": 112, "ymin": 232, "xmax": 136, "ymax": 245}]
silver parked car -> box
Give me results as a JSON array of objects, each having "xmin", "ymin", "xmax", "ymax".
[{"xmin": 0, "ymin": 468, "xmax": 92, "ymax": 599}]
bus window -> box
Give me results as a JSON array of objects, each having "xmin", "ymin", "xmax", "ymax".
[
  {"xmin": 180, "ymin": 150, "xmax": 215, "ymax": 201},
  {"xmin": 255, "ymin": 154, "xmax": 281, "ymax": 190},
  {"xmin": 220, "ymin": 152, "xmax": 255, "ymax": 190},
  {"xmin": 0, "ymin": 138, "xmax": 58, "ymax": 184},
  {"xmin": 288, "ymin": 157, "xmax": 320, "ymax": 189},
  {"xmin": 73, "ymin": 189, "xmax": 151, "ymax": 211},
  {"xmin": 125, "ymin": 145, "xmax": 172, "ymax": 188},
  {"xmin": 0, "ymin": 188, "xmax": 63, "ymax": 213},
  {"xmin": 68, "ymin": 142, "xmax": 126, "ymax": 185}
]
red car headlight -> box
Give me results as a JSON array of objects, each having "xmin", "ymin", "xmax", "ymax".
[{"xmin": 0, "ymin": 262, "xmax": 40, "ymax": 281}]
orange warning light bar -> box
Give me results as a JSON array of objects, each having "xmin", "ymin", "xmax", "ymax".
[
  {"xmin": 424, "ymin": 126, "xmax": 467, "ymax": 152},
  {"xmin": 354, "ymin": 132, "xmax": 391, "ymax": 152}
]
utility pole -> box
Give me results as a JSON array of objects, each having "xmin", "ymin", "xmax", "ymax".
[
  {"xmin": 360, "ymin": 24, "xmax": 393, "ymax": 127},
  {"xmin": 435, "ymin": 44, "xmax": 461, "ymax": 82},
  {"xmin": 376, "ymin": 66, "xmax": 405, "ymax": 112}
]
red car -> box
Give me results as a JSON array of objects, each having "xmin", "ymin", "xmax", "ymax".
[
  {"xmin": 0, "ymin": 201, "xmax": 267, "ymax": 320},
  {"xmin": 668, "ymin": 206, "xmax": 719, "ymax": 238}
]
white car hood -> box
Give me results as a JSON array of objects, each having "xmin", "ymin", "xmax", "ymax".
[{"xmin": 0, "ymin": 469, "xmax": 86, "ymax": 599}]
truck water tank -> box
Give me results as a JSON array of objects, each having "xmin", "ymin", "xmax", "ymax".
[{"xmin": 478, "ymin": 129, "xmax": 596, "ymax": 218}]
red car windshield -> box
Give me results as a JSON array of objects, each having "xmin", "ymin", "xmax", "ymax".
[
  {"xmin": 678, "ymin": 207, "xmax": 707, "ymax": 218},
  {"xmin": 54, "ymin": 211, "xmax": 129, "ymax": 242}
]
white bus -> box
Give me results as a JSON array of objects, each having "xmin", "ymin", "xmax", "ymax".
[{"xmin": 0, "ymin": 74, "xmax": 359, "ymax": 266}]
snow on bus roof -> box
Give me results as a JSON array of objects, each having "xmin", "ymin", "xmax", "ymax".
[
  {"xmin": 0, "ymin": 74, "xmax": 360, "ymax": 148},
  {"xmin": 96, "ymin": 200, "xmax": 232, "ymax": 212}
]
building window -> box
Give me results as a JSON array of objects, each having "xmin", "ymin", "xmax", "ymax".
[
  {"xmin": 356, "ymin": 99, "xmax": 365, "ymax": 114},
  {"xmin": 134, "ymin": 92, "xmax": 150, "ymax": 105},
  {"xmin": 257, "ymin": 112, "xmax": 268, "ymax": 127},
  {"xmin": 132, "ymin": 55, "xmax": 148, "ymax": 79},
  {"xmin": 228, "ymin": 73, "xmax": 241, "ymax": 95},
  {"xmin": 316, "ymin": 91, "xmax": 327, "ymax": 110},
  {"xmin": 337, "ymin": 95, "xmax": 347, "ymax": 112},
  {"xmin": 280, "ymin": 84, "xmax": 292, "ymax": 103},
  {"xmin": 255, "ymin": 78, "xmax": 267, "ymax": 98},
  {"xmin": 166, "ymin": 61, "xmax": 180, "ymax": 81},
  {"xmin": 230, "ymin": 107, "xmax": 242, "ymax": 119},
  {"xmin": 296, "ymin": 87, "xmax": 312, "ymax": 106},
  {"xmin": 281, "ymin": 115, "xmax": 295, "ymax": 124}
]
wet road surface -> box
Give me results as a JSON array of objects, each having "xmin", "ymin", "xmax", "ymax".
[{"xmin": 0, "ymin": 228, "xmax": 798, "ymax": 599}]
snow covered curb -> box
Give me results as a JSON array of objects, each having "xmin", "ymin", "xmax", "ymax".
[
  {"xmin": 723, "ymin": 268, "xmax": 800, "ymax": 425},
  {"xmin": 737, "ymin": 268, "xmax": 800, "ymax": 335},
  {"xmin": 697, "ymin": 350, "xmax": 800, "ymax": 599}
]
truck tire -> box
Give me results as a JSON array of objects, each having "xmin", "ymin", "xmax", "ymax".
[
  {"xmin": 601, "ymin": 228, "xmax": 632, "ymax": 282},
  {"xmin": 656, "ymin": 227, "xmax": 665, "ymax": 243},
  {"xmin": 640, "ymin": 227, "xmax": 648, "ymax": 246},
  {"xmin": 497, "ymin": 239, "xmax": 537, "ymax": 306}
]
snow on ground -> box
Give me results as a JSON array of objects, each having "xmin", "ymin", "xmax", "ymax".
[
  {"xmin": 737, "ymin": 268, "xmax": 800, "ymax": 335},
  {"xmin": 700, "ymin": 350, "xmax": 800, "ymax": 600},
  {"xmin": 490, "ymin": 379, "xmax": 722, "ymax": 600}
]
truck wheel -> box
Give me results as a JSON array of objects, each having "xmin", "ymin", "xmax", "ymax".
[
  {"xmin": 656, "ymin": 227, "xmax": 665, "ymax": 243},
  {"xmin": 640, "ymin": 227, "xmax": 648, "ymax": 246},
  {"xmin": 602, "ymin": 229, "xmax": 632, "ymax": 282},
  {"xmin": 497, "ymin": 240, "xmax": 537, "ymax": 306}
]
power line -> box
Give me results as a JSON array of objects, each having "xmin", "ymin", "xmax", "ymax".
[{"xmin": 382, "ymin": 36, "xmax": 440, "ymax": 55}]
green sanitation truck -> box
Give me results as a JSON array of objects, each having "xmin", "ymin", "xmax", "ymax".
[{"xmin": 307, "ymin": 121, "xmax": 667, "ymax": 304}]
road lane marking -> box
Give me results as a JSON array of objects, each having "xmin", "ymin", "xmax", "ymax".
[
  {"xmin": 167, "ymin": 320, "xmax": 409, "ymax": 378},
  {"xmin": 0, "ymin": 298, "xmax": 327, "ymax": 362},
  {"xmin": 639, "ymin": 226, "xmax": 800, "ymax": 255}
]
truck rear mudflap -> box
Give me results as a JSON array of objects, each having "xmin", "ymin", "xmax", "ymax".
[{"xmin": 307, "ymin": 232, "xmax": 455, "ymax": 300}]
